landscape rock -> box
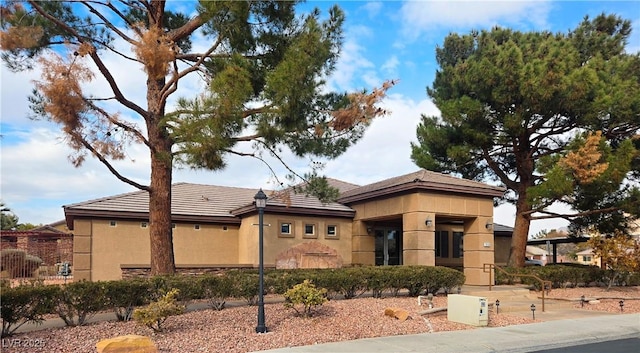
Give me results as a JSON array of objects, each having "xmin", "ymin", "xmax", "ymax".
[
  {"xmin": 96, "ymin": 335, "xmax": 158, "ymax": 353},
  {"xmin": 384, "ymin": 307, "xmax": 411, "ymax": 321}
]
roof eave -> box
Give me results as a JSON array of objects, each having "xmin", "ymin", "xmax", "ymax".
[
  {"xmin": 338, "ymin": 181, "xmax": 505, "ymax": 204},
  {"xmin": 64, "ymin": 208, "xmax": 241, "ymax": 230},
  {"xmin": 231, "ymin": 205, "xmax": 355, "ymax": 218}
]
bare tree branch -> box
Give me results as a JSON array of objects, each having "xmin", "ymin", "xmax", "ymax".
[{"xmin": 69, "ymin": 131, "xmax": 150, "ymax": 191}]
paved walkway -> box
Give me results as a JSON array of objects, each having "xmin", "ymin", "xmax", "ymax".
[{"xmin": 253, "ymin": 313, "xmax": 640, "ymax": 353}]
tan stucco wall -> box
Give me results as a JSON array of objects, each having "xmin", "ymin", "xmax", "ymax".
[
  {"xmin": 349, "ymin": 191, "xmax": 495, "ymax": 285},
  {"xmin": 73, "ymin": 218, "xmax": 241, "ymax": 281},
  {"xmin": 237, "ymin": 214, "xmax": 353, "ymax": 267}
]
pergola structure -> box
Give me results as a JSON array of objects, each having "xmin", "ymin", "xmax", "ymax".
[{"xmin": 526, "ymin": 236, "xmax": 590, "ymax": 264}]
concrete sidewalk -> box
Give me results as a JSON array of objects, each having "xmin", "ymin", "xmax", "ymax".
[{"xmin": 253, "ymin": 313, "xmax": 640, "ymax": 353}]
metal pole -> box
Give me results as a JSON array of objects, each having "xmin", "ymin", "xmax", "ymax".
[{"xmin": 256, "ymin": 205, "xmax": 267, "ymax": 333}]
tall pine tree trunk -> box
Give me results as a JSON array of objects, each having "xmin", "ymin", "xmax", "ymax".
[
  {"xmin": 148, "ymin": 141, "xmax": 175, "ymax": 275},
  {"xmin": 146, "ymin": 40, "xmax": 175, "ymax": 274},
  {"xmin": 508, "ymin": 192, "xmax": 532, "ymax": 267}
]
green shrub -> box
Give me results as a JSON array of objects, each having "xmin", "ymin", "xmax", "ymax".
[
  {"xmin": 227, "ymin": 271, "xmax": 260, "ymax": 305},
  {"xmin": 283, "ymin": 280, "xmax": 328, "ymax": 317},
  {"xmin": 133, "ymin": 288, "xmax": 185, "ymax": 332},
  {"xmin": 1, "ymin": 283, "xmax": 59, "ymax": 337},
  {"xmin": 321, "ymin": 267, "xmax": 368, "ymax": 299},
  {"xmin": 55, "ymin": 280, "xmax": 107, "ymax": 326},
  {"xmin": 199, "ymin": 274, "xmax": 234, "ymax": 310},
  {"xmin": 365, "ymin": 267, "xmax": 392, "ymax": 298},
  {"xmin": 147, "ymin": 275, "xmax": 203, "ymax": 305},
  {"xmin": 104, "ymin": 279, "xmax": 152, "ymax": 321}
]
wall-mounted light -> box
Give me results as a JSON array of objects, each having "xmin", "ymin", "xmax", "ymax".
[
  {"xmin": 425, "ymin": 217, "xmax": 433, "ymax": 227},
  {"xmin": 366, "ymin": 227, "xmax": 373, "ymax": 234},
  {"xmin": 485, "ymin": 221, "xmax": 493, "ymax": 230}
]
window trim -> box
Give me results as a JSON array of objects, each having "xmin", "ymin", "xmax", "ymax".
[
  {"xmin": 303, "ymin": 223, "xmax": 317, "ymax": 239},
  {"xmin": 279, "ymin": 221, "xmax": 294, "ymax": 238},
  {"xmin": 325, "ymin": 224, "xmax": 339, "ymax": 239}
]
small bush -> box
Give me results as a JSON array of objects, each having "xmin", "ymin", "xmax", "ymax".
[
  {"xmin": 104, "ymin": 279, "xmax": 152, "ymax": 321},
  {"xmin": 199, "ymin": 274, "xmax": 234, "ymax": 311},
  {"xmin": 133, "ymin": 288, "xmax": 185, "ymax": 332},
  {"xmin": 1, "ymin": 283, "xmax": 59, "ymax": 337},
  {"xmin": 284, "ymin": 280, "xmax": 327, "ymax": 317},
  {"xmin": 55, "ymin": 280, "xmax": 107, "ymax": 326},
  {"xmin": 228, "ymin": 271, "xmax": 260, "ymax": 305},
  {"xmin": 147, "ymin": 275, "xmax": 203, "ymax": 305}
]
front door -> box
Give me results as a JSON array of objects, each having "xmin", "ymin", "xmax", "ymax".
[{"xmin": 375, "ymin": 228, "xmax": 402, "ymax": 266}]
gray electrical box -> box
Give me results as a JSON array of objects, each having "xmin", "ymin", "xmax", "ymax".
[{"xmin": 447, "ymin": 294, "xmax": 489, "ymax": 326}]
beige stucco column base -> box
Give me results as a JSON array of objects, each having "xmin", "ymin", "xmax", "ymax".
[
  {"xmin": 402, "ymin": 212, "xmax": 435, "ymax": 266},
  {"xmin": 351, "ymin": 220, "xmax": 374, "ymax": 265},
  {"xmin": 463, "ymin": 230, "xmax": 494, "ymax": 285}
]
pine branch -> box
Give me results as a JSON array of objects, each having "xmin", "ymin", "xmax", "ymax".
[{"xmin": 69, "ymin": 131, "xmax": 150, "ymax": 192}]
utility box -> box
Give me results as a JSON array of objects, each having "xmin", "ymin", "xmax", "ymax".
[{"xmin": 447, "ymin": 294, "xmax": 488, "ymax": 326}]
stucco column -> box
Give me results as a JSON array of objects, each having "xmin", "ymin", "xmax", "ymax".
[
  {"xmin": 72, "ymin": 220, "xmax": 92, "ymax": 281},
  {"xmin": 351, "ymin": 220, "xmax": 374, "ymax": 265},
  {"xmin": 463, "ymin": 217, "xmax": 494, "ymax": 285},
  {"xmin": 402, "ymin": 212, "xmax": 435, "ymax": 266}
]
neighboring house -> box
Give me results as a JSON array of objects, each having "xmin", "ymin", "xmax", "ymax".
[
  {"xmin": 64, "ymin": 169, "xmax": 505, "ymax": 285},
  {"xmin": 0, "ymin": 224, "xmax": 73, "ymax": 276},
  {"xmin": 526, "ymin": 245, "xmax": 548, "ymax": 264},
  {"xmin": 575, "ymin": 248, "xmax": 601, "ymax": 267}
]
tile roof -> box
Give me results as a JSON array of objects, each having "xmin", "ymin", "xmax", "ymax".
[
  {"xmin": 338, "ymin": 169, "xmax": 505, "ymax": 203},
  {"xmin": 63, "ymin": 170, "xmax": 504, "ymax": 228},
  {"xmin": 64, "ymin": 183, "xmax": 264, "ymax": 219},
  {"xmin": 64, "ymin": 180, "xmax": 357, "ymax": 227}
]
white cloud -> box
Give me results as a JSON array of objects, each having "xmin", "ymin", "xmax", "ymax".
[
  {"xmin": 399, "ymin": 0, "xmax": 552, "ymax": 40},
  {"xmin": 381, "ymin": 55, "xmax": 400, "ymax": 76},
  {"xmin": 327, "ymin": 25, "xmax": 376, "ymax": 91},
  {"xmin": 324, "ymin": 94, "xmax": 438, "ymax": 185},
  {"xmin": 360, "ymin": 2, "xmax": 383, "ymax": 19}
]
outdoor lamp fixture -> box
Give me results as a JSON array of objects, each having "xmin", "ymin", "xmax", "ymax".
[
  {"xmin": 495, "ymin": 300, "xmax": 500, "ymax": 314},
  {"xmin": 580, "ymin": 295, "xmax": 585, "ymax": 308},
  {"xmin": 254, "ymin": 189, "xmax": 268, "ymax": 334},
  {"xmin": 425, "ymin": 217, "xmax": 433, "ymax": 227},
  {"xmin": 619, "ymin": 300, "xmax": 624, "ymax": 313},
  {"xmin": 485, "ymin": 221, "xmax": 493, "ymax": 230},
  {"xmin": 530, "ymin": 304, "xmax": 536, "ymax": 320}
]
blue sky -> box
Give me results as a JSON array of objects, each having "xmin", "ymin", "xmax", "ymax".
[{"xmin": 1, "ymin": 1, "xmax": 639, "ymax": 235}]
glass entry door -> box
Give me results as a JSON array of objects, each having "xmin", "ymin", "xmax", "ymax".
[{"xmin": 375, "ymin": 228, "xmax": 402, "ymax": 266}]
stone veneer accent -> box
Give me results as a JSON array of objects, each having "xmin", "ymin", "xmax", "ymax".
[
  {"xmin": 275, "ymin": 241, "xmax": 343, "ymax": 269},
  {"xmin": 120, "ymin": 265, "xmax": 261, "ymax": 279}
]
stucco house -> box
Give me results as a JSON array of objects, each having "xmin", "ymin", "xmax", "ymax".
[{"xmin": 64, "ymin": 169, "xmax": 505, "ymax": 285}]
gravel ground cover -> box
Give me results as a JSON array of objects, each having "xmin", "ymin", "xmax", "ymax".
[{"xmin": 2, "ymin": 287, "xmax": 638, "ymax": 353}]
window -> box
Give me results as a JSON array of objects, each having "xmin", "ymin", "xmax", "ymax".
[
  {"xmin": 279, "ymin": 222, "xmax": 293, "ymax": 237},
  {"xmin": 304, "ymin": 224, "xmax": 316, "ymax": 238},
  {"xmin": 222, "ymin": 226, "xmax": 228, "ymax": 231},
  {"xmin": 171, "ymin": 223, "xmax": 176, "ymax": 229},
  {"xmin": 435, "ymin": 230, "xmax": 449, "ymax": 258},
  {"xmin": 452, "ymin": 232, "xmax": 464, "ymax": 258},
  {"xmin": 327, "ymin": 225, "xmax": 337, "ymax": 236},
  {"xmin": 109, "ymin": 221, "xmax": 117, "ymax": 227},
  {"xmin": 194, "ymin": 224, "xmax": 200, "ymax": 230},
  {"xmin": 583, "ymin": 256, "xmax": 591, "ymax": 262},
  {"xmin": 140, "ymin": 222, "xmax": 148, "ymax": 228}
]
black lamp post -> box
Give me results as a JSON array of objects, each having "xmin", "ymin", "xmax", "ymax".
[
  {"xmin": 619, "ymin": 300, "xmax": 624, "ymax": 313},
  {"xmin": 254, "ymin": 189, "xmax": 268, "ymax": 333},
  {"xmin": 580, "ymin": 295, "xmax": 585, "ymax": 308},
  {"xmin": 495, "ymin": 299, "xmax": 500, "ymax": 314}
]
